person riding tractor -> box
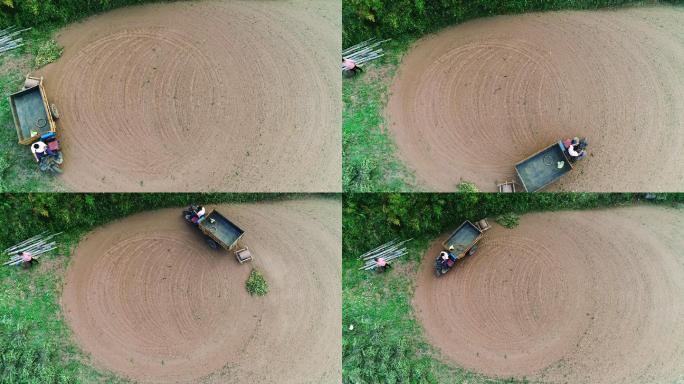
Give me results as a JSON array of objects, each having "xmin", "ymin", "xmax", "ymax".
[
  {"xmin": 184, "ymin": 205, "xmax": 206, "ymax": 224},
  {"xmin": 563, "ymin": 137, "xmax": 588, "ymax": 162},
  {"xmin": 437, "ymin": 250, "xmax": 457, "ymax": 270},
  {"xmin": 30, "ymin": 132, "xmax": 63, "ymax": 173}
]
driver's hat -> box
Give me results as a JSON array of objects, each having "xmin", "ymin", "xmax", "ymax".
[{"xmin": 32, "ymin": 142, "xmax": 46, "ymax": 153}]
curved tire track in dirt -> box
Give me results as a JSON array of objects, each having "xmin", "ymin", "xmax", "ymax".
[
  {"xmin": 388, "ymin": 7, "xmax": 684, "ymax": 191},
  {"xmin": 39, "ymin": 1, "xmax": 340, "ymax": 192},
  {"xmin": 413, "ymin": 206, "xmax": 684, "ymax": 383},
  {"xmin": 61, "ymin": 198, "xmax": 341, "ymax": 383}
]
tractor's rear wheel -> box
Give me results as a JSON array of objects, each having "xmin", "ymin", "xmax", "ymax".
[{"xmin": 468, "ymin": 245, "xmax": 478, "ymax": 256}]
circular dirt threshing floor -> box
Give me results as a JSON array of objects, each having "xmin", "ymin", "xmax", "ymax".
[
  {"xmin": 413, "ymin": 206, "xmax": 684, "ymax": 383},
  {"xmin": 387, "ymin": 7, "xmax": 684, "ymax": 192},
  {"xmin": 38, "ymin": 0, "xmax": 340, "ymax": 192},
  {"xmin": 61, "ymin": 198, "xmax": 341, "ymax": 383}
]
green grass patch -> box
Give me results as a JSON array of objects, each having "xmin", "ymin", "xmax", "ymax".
[
  {"xmin": 0, "ymin": 28, "xmax": 62, "ymax": 192},
  {"xmin": 496, "ymin": 212, "xmax": 520, "ymax": 228},
  {"xmin": 0, "ymin": 257, "xmax": 81, "ymax": 383},
  {"xmin": 343, "ymin": 39, "xmax": 416, "ymax": 192},
  {"xmin": 0, "ymin": 232, "xmax": 133, "ymax": 383},
  {"xmin": 245, "ymin": 268, "xmax": 269, "ymax": 296}
]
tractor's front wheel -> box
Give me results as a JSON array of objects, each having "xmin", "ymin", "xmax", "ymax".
[{"xmin": 206, "ymin": 238, "xmax": 219, "ymax": 250}]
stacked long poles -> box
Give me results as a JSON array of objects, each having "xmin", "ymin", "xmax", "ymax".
[
  {"xmin": 358, "ymin": 238, "xmax": 411, "ymax": 271},
  {"xmin": 342, "ymin": 38, "xmax": 390, "ymax": 68},
  {"xmin": 0, "ymin": 26, "xmax": 31, "ymax": 54},
  {"xmin": 2, "ymin": 232, "xmax": 61, "ymax": 266}
]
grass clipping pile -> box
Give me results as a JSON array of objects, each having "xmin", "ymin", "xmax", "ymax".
[
  {"xmin": 413, "ymin": 206, "xmax": 684, "ymax": 383},
  {"xmin": 61, "ymin": 199, "xmax": 341, "ymax": 383}
]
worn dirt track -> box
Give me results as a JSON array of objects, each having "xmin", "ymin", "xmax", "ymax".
[
  {"xmin": 39, "ymin": 0, "xmax": 340, "ymax": 192},
  {"xmin": 61, "ymin": 198, "xmax": 341, "ymax": 383},
  {"xmin": 388, "ymin": 7, "xmax": 684, "ymax": 192},
  {"xmin": 413, "ymin": 206, "xmax": 684, "ymax": 383}
]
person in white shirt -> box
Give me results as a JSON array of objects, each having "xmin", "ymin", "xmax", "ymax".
[{"xmin": 31, "ymin": 141, "xmax": 49, "ymax": 162}]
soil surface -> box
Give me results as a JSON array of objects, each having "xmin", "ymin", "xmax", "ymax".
[
  {"xmin": 61, "ymin": 198, "xmax": 341, "ymax": 383},
  {"xmin": 387, "ymin": 7, "xmax": 684, "ymax": 192},
  {"xmin": 413, "ymin": 206, "xmax": 684, "ymax": 383},
  {"xmin": 38, "ymin": 0, "xmax": 340, "ymax": 192}
]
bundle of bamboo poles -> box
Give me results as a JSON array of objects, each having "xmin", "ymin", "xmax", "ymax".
[
  {"xmin": 0, "ymin": 26, "xmax": 31, "ymax": 54},
  {"xmin": 2, "ymin": 232, "xmax": 61, "ymax": 266},
  {"xmin": 358, "ymin": 238, "xmax": 411, "ymax": 271},
  {"xmin": 342, "ymin": 38, "xmax": 390, "ymax": 68}
]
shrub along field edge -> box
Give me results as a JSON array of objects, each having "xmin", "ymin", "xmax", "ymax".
[
  {"xmin": 342, "ymin": 193, "xmax": 683, "ymax": 383},
  {"xmin": 342, "ymin": 0, "xmax": 680, "ymax": 47},
  {"xmin": 0, "ymin": 0, "xmax": 171, "ymax": 28}
]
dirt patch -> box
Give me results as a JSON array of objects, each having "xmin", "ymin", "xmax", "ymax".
[
  {"xmin": 61, "ymin": 198, "xmax": 341, "ymax": 383},
  {"xmin": 413, "ymin": 206, "xmax": 684, "ymax": 383},
  {"xmin": 38, "ymin": 0, "xmax": 340, "ymax": 192},
  {"xmin": 388, "ymin": 7, "xmax": 684, "ymax": 191}
]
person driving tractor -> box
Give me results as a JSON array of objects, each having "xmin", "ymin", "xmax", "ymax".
[
  {"xmin": 439, "ymin": 250, "xmax": 457, "ymax": 269},
  {"xmin": 185, "ymin": 205, "xmax": 206, "ymax": 224},
  {"xmin": 192, "ymin": 206, "xmax": 206, "ymax": 223},
  {"xmin": 563, "ymin": 137, "xmax": 588, "ymax": 162},
  {"xmin": 31, "ymin": 141, "xmax": 54, "ymax": 163}
]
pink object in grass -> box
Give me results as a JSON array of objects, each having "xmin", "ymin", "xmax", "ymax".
[{"xmin": 21, "ymin": 252, "xmax": 33, "ymax": 262}]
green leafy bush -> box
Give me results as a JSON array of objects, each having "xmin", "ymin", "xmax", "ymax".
[
  {"xmin": 33, "ymin": 39, "xmax": 62, "ymax": 67},
  {"xmin": 245, "ymin": 269, "xmax": 269, "ymax": 296},
  {"xmin": 343, "ymin": 0, "xmax": 677, "ymax": 46},
  {"xmin": 457, "ymin": 180, "xmax": 479, "ymax": 193},
  {"xmin": 0, "ymin": 0, "xmax": 166, "ymax": 29},
  {"xmin": 496, "ymin": 212, "xmax": 520, "ymax": 228}
]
